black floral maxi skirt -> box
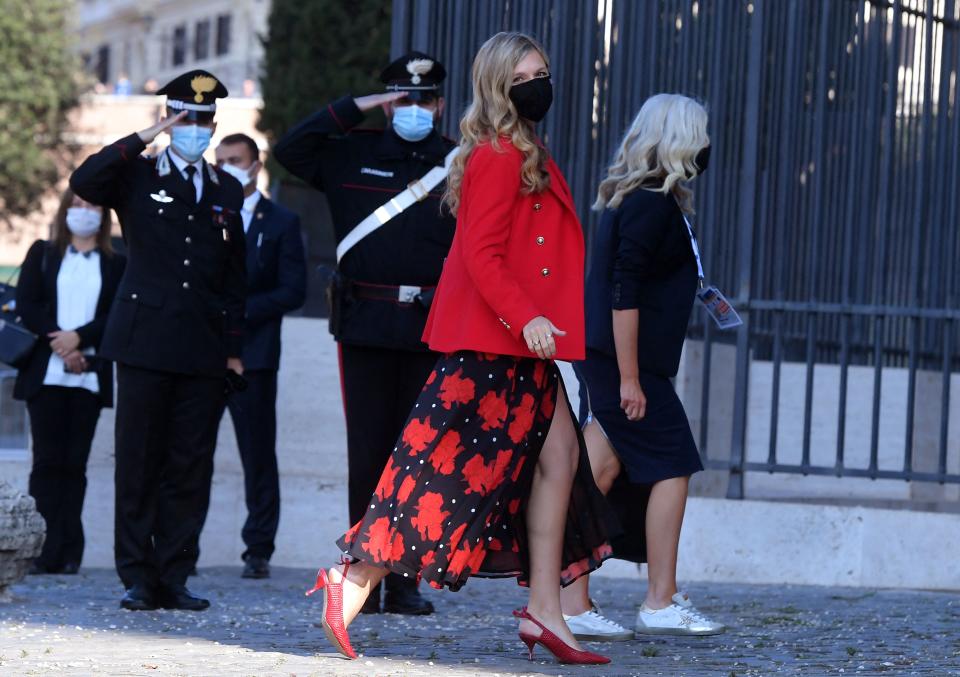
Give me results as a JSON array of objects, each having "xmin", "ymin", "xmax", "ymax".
[{"xmin": 336, "ymin": 351, "xmax": 618, "ymax": 591}]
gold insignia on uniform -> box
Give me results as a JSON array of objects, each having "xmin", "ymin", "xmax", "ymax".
[
  {"xmin": 190, "ymin": 75, "xmax": 218, "ymax": 103},
  {"xmin": 406, "ymin": 58, "xmax": 433, "ymax": 85}
]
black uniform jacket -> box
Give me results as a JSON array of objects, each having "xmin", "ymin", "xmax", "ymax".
[
  {"xmin": 13, "ymin": 240, "xmax": 126, "ymax": 407},
  {"xmin": 70, "ymin": 135, "xmax": 246, "ymax": 377},
  {"xmin": 242, "ymin": 196, "xmax": 307, "ymax": 371},
  {"xmin": 273, "ymin": 96, "xmax": 456, "ymax": 351},
  {"xmin": 584, "ymin": 188, "xmax": 699, "ymax": 378}
]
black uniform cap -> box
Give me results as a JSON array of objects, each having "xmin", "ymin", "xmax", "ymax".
[
  {"xmin": 380, "ymin": 51, "xmax": 446, "ymax": 102},
  {"xmin": 157, "ymin": 69, "xmax": 229, "ymax": 122}
]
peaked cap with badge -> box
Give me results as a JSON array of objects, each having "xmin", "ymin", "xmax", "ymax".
[
  {"xmin": 157, "ymin": 69, "xmax": 229, "ymax": 122},
  {"xmin": 380, "ymin": 51, "xmax": 446, "ymax": 101}
]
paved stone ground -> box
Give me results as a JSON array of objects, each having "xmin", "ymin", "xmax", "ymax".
[{"xmin": 0, "ymin": 567, "xmax": 958, "ymax": 676}]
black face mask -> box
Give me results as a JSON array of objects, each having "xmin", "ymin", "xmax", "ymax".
[
  {"xmin": 509, "ymin": 77, "xmax": 553, "ymax": 123},
  {"xmin": 694, "ymin": 145, "xmax": 711, "ymax": 174}
]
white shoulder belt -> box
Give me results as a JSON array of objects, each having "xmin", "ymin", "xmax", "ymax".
[{"xmin": 336, "ymin": 146, "xmax": 460, "ymax": 263}]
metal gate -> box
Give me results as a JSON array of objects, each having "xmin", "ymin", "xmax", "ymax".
[{"xmin": 391, "ymin": 0, "xmax": 960, "ymax": 496}]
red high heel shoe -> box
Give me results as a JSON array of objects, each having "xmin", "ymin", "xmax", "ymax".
[
  {"xmin": 306, "ymin": 563, "xmax": 357, "ymax": 659},
  {"xmin": 513, "ymin": 607, "xmax": 611, "ymax": 665}
]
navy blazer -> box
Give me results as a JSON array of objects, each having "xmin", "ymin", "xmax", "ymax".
[
  {"xmin": 13, "ymin": 240, "xmax": 126, "ymax": 407},
  {"xmin": 241, "ymin": 195, "xmax": 307, "ymax": 371},
  {"xmin": 584, "ymin": 188, "xmax": 699, "ymax": 378}
]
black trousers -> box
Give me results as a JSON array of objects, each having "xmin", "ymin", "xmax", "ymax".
[
  {"xmin": 27, "ymin": 385, "xmax": 101, "ymax": 570},
  {"xmin": 339, "ymin": 344, "xmax": 438, "ymax": 526},
  {"xmin": 223, "ymin": 369, "xmax": 280, "ymax": 561},
  {"xmin": 114, "ymin": 364, "xmax": 224, "ymax": 589}
]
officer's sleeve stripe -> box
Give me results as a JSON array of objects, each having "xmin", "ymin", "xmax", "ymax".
[{"xmin": 328, "ymin": 104, "xmax": 346, "ymax": 133}]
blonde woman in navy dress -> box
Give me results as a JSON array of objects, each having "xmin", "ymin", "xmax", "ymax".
[{"xmin": 560, "ymin": 94, "xmax": 725, "ymax": 638}]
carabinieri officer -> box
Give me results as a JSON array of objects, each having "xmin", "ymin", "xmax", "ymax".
[
  {"xmin": 70, "ymin": 69, "xmax": 246, "ymax": 612},
  {"xmin": 274, "ymin": 51, "xmax": 456, "ymax": 615}
]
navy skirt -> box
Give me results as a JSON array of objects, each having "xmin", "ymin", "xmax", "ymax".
[{"xmin": 574, "ymin": 349, "xmax": 703, "ymax": 562}]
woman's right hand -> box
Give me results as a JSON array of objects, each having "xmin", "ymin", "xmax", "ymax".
[
  {"xmin": 62, "ymin": 351, "xmax": 87, "ymax": 374},
  {"xmin": 137, "ymin": 110, "xmax": 188, "ymax": 145},
  {"xmin": 620, "ymin": 376, "xmax": 646, "ymax": 421},
  {"xmin": 522, "ymin": 316, "xmax": 566, "ymax": 360}
]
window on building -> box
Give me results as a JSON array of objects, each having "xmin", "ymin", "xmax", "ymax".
[
  {"xmin": 216, "ymin": 14, "xmax": 232, "ymax": 56},
  {"xmin": 95, "ymin": 44, "xmax": 110, "ymax": 84},
  {"xmin": 194, "ymin": 19, "xmax": 211, "ymax": 61},
  {"xmin": 172, "ymin": 24, "xmax": 188, "ymax": 66}
]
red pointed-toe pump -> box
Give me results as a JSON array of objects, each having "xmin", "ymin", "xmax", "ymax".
[
  {"xmin": 513, "ymin": 607, "xmax": 611, "ymax": 665},
  {"xmin": 306, "ymin": 563, "xmax": 357, "ymax": 659}
]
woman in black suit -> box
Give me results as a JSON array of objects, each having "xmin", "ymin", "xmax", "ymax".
[
  {"xmin": 14, "ymin": 187, "xmax": 126, "ymax": 574},
  {"xmin": 560, "ymin": 94, "xmax": 725, "ymax": 639}
]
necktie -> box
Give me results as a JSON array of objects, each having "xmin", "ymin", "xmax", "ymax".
[{"xmin": 185, "ymin": 165, "xmax": 198, "ymax": 203}]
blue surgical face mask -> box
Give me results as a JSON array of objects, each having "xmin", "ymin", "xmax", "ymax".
[
  {"xmin": 392, "ymin": 104, "xmax": 436, "ymax": 142},
  {"xmin": 170, "ymin": 125, "xmax": 214, "ymax": 162}
]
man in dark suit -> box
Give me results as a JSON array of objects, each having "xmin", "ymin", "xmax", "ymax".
[
  {"xmin": 211, "ymin": 133, "xmax": 307, "ymax": 579},
  {"xmin": 274, "ymin": 52, "xmax": 457, "ymax": 615},
  {"xmin": 70, "ymin": 69, "xmax": 246, "ymax": 611}
]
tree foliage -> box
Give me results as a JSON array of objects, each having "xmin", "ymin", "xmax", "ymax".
[
  {"xmin": 0, "ymin": 0, "xmax": 80, "ymax": 220},
  {"xmin": 257, "ymin": 0, "xmax": 392, "ymax": 146}
]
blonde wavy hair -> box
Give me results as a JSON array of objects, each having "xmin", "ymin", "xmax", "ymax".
[
  {"xmin": 594, "ymin": 94, "xmax": 709, "ymax": 214},
  {"xmin": 444, "ymin": 32, "xmax": 551, "ymax": 215}
]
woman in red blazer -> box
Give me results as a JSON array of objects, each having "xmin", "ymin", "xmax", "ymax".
[{"xmin": 308, "ymin": 32, "xmax": 614, "ymax": 666}]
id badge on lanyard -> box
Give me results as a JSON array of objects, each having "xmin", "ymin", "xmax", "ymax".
[{"xmin": 682, "ymin": 214, "xmax": 743, "ymax": 330}]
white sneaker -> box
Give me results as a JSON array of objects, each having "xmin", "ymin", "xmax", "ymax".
[
  {"xmin": 635, "ymin": 592, "xmax": 726, "ymax": 636},
  {"xmin": 564, "ymin": 599, "xmax": 634, "ymax": 641}
]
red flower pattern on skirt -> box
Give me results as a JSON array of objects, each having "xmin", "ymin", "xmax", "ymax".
[
  {"xmin": 335, "ymin": 352, "xmax": 616, "ymax": 591},
  {"xmin": 403, "ymin": 417, "xmax": 438, "ymax": 454}
]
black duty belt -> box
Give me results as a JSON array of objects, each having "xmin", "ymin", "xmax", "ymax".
[{"xmin": 352, "ymin": 281, "xmax": 435, "ymax": 304}]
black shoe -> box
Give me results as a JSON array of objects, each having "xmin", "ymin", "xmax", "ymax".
[
  {"xmin": 360, "ymin": 582, "xmax": 382, "ymax": 614},
  {"xmin": 383, "ymin": 577, "xmax": 434, "ymax": 615},
  {"xmin": 156, "ymin": 584, "xmax": 210, "ymax": 611},
  {"xmin": 187, "ymin": 565, "xmax": 198, "ymax": 577},
  {"xmin": 59, "ymin": 562, "xmax": 80, "ymax": 575},
  {"xmin": 120, "ymin": 584, "xmax": 157, "ymax": 611},
  {"xmin": 241, "ymin": 555, "xmax": 270, "ymax": 579}
]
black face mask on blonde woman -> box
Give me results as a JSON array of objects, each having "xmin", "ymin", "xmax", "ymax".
[{"xmin": 509, "ymin": 77, "xmax": 553, "ymax": 122}]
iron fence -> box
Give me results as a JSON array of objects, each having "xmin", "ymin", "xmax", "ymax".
[{"xmin": 391, "ymin": 0, "xmax": 960, "ymax": 494}]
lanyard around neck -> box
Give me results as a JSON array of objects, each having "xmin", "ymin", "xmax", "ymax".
[{"xmin": 681, "ymin": 214, "xmax": 706, "ymax": 288}]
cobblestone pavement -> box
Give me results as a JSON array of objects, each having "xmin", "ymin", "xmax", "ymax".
[{"xmin": 0, "ymin": 567, "xmax": 958, "ymax": 676}]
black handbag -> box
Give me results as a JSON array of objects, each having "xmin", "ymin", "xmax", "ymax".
[{"xmin": 0, "ymin": 279, "xmax": 38, "ymax": 368}]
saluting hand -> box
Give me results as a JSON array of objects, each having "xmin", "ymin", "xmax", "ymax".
[
  {"xmin": 522, "ymin": 316, "xmax": 566, "ymax": 360},
  {"xmin": 354, "ymin": 92, "xmax": 407, "ymax": 114},
  {"xmin": 137, "ymin": 110, "xmax": 188, "ymax": 144}
]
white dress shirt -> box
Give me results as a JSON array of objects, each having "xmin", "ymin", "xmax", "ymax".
[
  {"xmin": 241, "ymin": 190, "xmax": 262, "ymax": 234},
  {"xmin": 43, "ymin": 248, "xmax": 102, "ymax": 393},
  {"xmin": 167, "ymin": 149, "xmax": 204, "ymax": 202}
]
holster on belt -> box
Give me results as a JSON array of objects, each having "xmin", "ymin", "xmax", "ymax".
[{"xmin": 327, "ymin": 273, "xmax": 436, "ymax": 340}]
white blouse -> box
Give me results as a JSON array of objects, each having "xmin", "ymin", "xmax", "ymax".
[{"xmin": 43, "ymin": 248, "xmax": 102, "ymax": 393}]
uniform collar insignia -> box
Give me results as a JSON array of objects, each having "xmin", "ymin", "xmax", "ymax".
[
  {"xmin": 206, "ymin": 161, "xmax": 220, "ymax": 186},
  {"xmin": 156, "ymin": 150, "xmax": 172, "ymax": 177}
]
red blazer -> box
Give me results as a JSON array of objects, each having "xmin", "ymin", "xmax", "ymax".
[{"xmin": 423, "ymin": 139, "xmax": 585, "ymax": 361}]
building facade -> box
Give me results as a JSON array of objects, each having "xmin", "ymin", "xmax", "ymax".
[{"xmin": 72, "ymin": 0, "xmax": 270, "ymax": 97}]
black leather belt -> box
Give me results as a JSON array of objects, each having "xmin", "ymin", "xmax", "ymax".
[{"xmin": 352, "ymin": 282, "xmax": 435, "ymax": 304}]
